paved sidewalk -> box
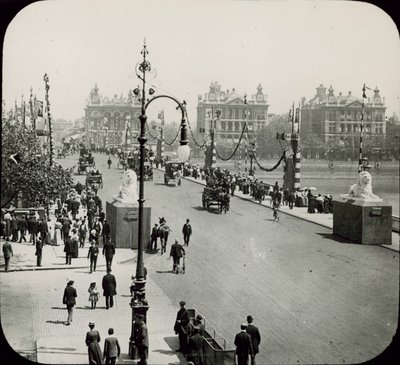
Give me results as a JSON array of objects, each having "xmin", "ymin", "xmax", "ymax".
[
  {"xmin": 0, "ymin": 239, "xmax": 188, "ymax": 364},
  {"xmin": 163, "ymin": 168, "xmax": 399, "ymax": 252}
]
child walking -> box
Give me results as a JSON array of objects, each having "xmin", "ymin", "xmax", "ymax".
[{"xmin": 88, "ymin": 282, "xmax": 99, "ymax": 309}]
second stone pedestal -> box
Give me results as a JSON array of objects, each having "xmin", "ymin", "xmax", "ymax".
[
  {"xmin": 106, "ymin": 200, "xmax": 151, "ymax": 249},
  {"xmin": 333, "ymin": 198, "xmax": 392, "ymax": 245}
]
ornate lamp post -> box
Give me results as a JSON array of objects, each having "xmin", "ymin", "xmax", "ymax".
[{"xmin": 128, "ymin": 41, "xmax": 188, "ymax": 358}]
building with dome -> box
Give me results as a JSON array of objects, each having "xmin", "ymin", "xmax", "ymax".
[
  {"xmin": 300, "ymin": 84, "xmax": 386, "ymax": 155},
  {"xmin": 84, "ymin": 84, "xmax": 142, "ymax": 148},
  {"xmin": 196, "ymin": 82, "xmax": 269, "ymax": 142}
]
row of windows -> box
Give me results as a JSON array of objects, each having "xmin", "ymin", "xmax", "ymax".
[
  {"xmin": 327, "ymin": 123, "xmax": 384, "ymax": 134},
  {"xmin": 325, "ymin": 110, "xmax": 384, "ymax": 121},
  {"xmin": 204, "ymin": 107, "xmax": 267, "ymax": 120},
  {"xmin": 217, "ymin": 121, "xmax": 263, "ymax": 132}
]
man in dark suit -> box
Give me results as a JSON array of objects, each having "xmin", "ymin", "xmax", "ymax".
[
  {"xmin": 28, "ymin": 212, "xmax": 38, "ymax": 245},
  {"xmin": 103, "ymin": 328, "xmax": 121, "ymax": 365},
  {"xmin": 18, "ymin": 215, "xmax": 27, "ymax": 243},
  {"xmin": 246, "ymin": 315, "xmax": 261, "ymax": 365},
  {"xmin": 102, "ymin": 238, "xmax": 116, "ymax": 271},
  {"xmin": 102, "ymin": 269, "xmax": 117, "ymax": 309},
  {"xmin": 102, "ymin": 220, "xmax": 111, "ymax": 245},
  {"xmin": 39, "ymin": 218, "xmax": 49, "ymax": 243},
  {"xmin": 2, "ymin": 238, "xmax": 13, "ymax": 272},
  {"xmin": 182, "ymin": 218, "xmax": 192, "ymax": 246},
  {"xmin": 234, "ymin": 323, "xmax": 254, "ymax": 365},
  {"xmin": 133, "ymin": 314, "xmax": 148, "ymax": 365},
  {"xmin": 150, "ymin": 223, "xmax": 158, "ymax": 251},
  {"xmin": 62, "ymin": 280, "xmax": 77, "ymax": 325},
  {"xmin": 62, "ymin": 217, "xmax": 71, "ymax": 243},
  {"xmin": 64, "ymin": 234, "xmax": 73, "ymax": 265},
  {"xmin": 174, "ymin": 301, "xmax": 190, "ymax": 353},
  {"xmin": 169, "ymin": 238, "xmax": 185, "ymax": 274},
  {"xmin": 35, "ymin": 236, "xmax": 44, "ymax": 266}
]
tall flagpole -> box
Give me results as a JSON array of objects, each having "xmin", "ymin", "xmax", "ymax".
[{"xmin": 359, "ymin": 84, "xmax": 366, "ymax": 172}]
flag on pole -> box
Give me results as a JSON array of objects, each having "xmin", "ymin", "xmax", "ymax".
[
  {"xmin": 35, "ymin": 100, "xmax": 44, "ymax": 117},
  {"xmin": 287, "ymin": 109, "xmax": 292, "ymax": 123}
]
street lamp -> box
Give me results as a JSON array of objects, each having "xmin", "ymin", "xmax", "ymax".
[{"xmin": 128, "ymin": 41, "xmax": 188, "ymax": 358}]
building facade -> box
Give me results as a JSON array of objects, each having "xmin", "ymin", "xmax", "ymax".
[
  {"xmin": 84, "ymin": 84, "xmax": 142, "ymax": 148},
  {"xmin": 300, "ymin": 84, "xmax": 386, "ymax": 151},
  {"xmin": 197, "ymin": 82, "xmax": 269, "ymax": 142}
]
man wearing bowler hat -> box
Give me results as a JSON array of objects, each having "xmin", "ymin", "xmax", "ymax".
[
  {"xmin": 246, "ymin": 315, "xmax": 261, "ymax": 365},
  {"xmin": 174, "ymin": 301, "xmax": 190, "ymax": 353},
  {"xmin": 234, "ymin": 323, "xmax": 254, "ymax": 365},
  {"xmin": 102, "ymin": 268, "xmax": 117, "ymax": 309},
  {"xmin": 62, "ymin": 280, "xmax": 77, "ymax": 325}
]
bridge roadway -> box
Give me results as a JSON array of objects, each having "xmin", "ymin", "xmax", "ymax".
[{"xmin": 73, "ymin": 153, "xmax": 398, "ymax": 364}]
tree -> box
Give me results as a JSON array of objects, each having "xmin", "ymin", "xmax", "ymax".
[{"xmin": 1, "ymin": 119, "xmax": 73, "ymax": 208}]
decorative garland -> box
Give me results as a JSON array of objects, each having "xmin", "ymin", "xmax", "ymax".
[
  {"xmin": 215, "ymin": 123, "xmax": 248, "ymax": 161},
  {"xmin": 253, "ymin": 152, "xmax": 286, "ymax": 172}
]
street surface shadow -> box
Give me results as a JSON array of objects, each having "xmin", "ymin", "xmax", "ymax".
[
  {"xmin": 163, "ymin": 336, "xmax": 187, "ymax": 362},
  {"xmin": 51, "ymin": 307, "xmax": 65, "ymax": 310},
  {"xmin": 317, "ymin": 233, "xmax": 358, "ymax": 244},
  {"xmin": 120, "ymin": 295, "xmax": 132, "ymax": 298},
  {"xmin": 75, "ymin": 306, "xmax": 95, "ymax": 310},
  {"xmin": 192, "ymin": 206, "xmax": 205, "ymax": 211},
  {"xmin": 46, "ymin": 320, "xmax": 66, "ymax": 325},
  {"xmin": 155, "ymin": 270, "xmax": 175, "ymax": 274}
]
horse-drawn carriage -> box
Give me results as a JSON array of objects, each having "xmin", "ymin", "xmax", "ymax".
[
  {"xmin": 202, "ymin": 186, "xmax": 230, "ymax": 214},
  {"xmin": 86, "ymin": 170, "xmax": 103, "ymax": 189},
  {"xmin": 77, "ymin": 154, "xmax": 95, "ymax": 174},
  {"xmin": 164, "ymin": 161, "xmax": 183, "ymax": 186}
]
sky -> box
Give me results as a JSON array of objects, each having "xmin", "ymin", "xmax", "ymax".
[{"xmin": 2, "ymin": 0, "xmax": 400, "ymax": 125}]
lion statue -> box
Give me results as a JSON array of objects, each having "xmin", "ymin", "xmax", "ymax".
[
  {"xmin": 113, "ymin": 169, "xmax": 139, "ymax": 204},
  {"xmin": 342, "ymin": 170, "xmax": 382, "ymax": 202}
]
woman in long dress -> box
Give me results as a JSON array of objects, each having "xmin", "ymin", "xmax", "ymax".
[{"xmin": 85, "ymin": 322, "xmax": 103, "ymax": 364}]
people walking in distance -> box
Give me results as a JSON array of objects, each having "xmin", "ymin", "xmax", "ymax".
[
  {"xmin": 79, "ymin": 218, "xmax": 88, "ymax": 248},
  {"xmin": 39, "ymin": 217, "xmax": 49, "ymax": 244},
  {"xmin": 62, "ymin": 280, "xmax": 77, "ymax": 325},
  {"xmin": 2, "ymin": 238, "xmax": 13, "ymax": 272},
  {"xmin": 54, "ymin": 219, "xmax": 62, "ymax": 245},
  {"xmin": 170, "ymin": 238, "xmax": 185, "ymax": 274},
  {"xmin": 102, "ymin": 220, "xmax": 111, "ymax": 245},
  {"xmin": 62, "ymin": 216, "xmax": 71, "ymax": 243},
  {"xmin": 85, "ymin": 322, "xmax": 103, "ymax": 365},
  {"xmin": 102, "ymin": 268, "xmax": 117, "ymax": 309},
  {"xmin": 94, "ymin": 217, "xmax": 103, "ymax": 244},
  {"xmin": 89, "ymin": 227, "xmax": 98, "ymax": 245},
  {"xmin": 64, "ymin": 234, "xmax": 73, "ymax": 265},
  {"xmin": 3, "ymin": 210, "xmax": 12, "ymax": 240},
  {"xmin": 103, "ymin": 328, "xmax": 121, "ymax": 365},
  {"xmin": 102, "ymin": 237, "xmax": 116, "ymax": 271},
  {"xmin": 29, "ymin": 211, "xmax": 38, "ymax": 245},
  {"xmin": 35, "ymin": 236, "xmax": 44, "ymax": 267},
  {"xmin": 234, "ymin": 323, "xmax": 254, "ymax": 365},
  {"xmin": 88, "ymin": 282, "xmax": 99, "ymax": 309},
  {"xmin": 150, "ymin": 223, "xmax": 159, "ymax": 251},
  {"xmin": 87, "ymin": 240, "xmax": 99, "ymax": 273},
  {"xmin": 182, "ymin": 218, "xmax": 192, "ymax": 247},
  {"xmin": 133, "ymin": 314, "xmax": 148, "ymax": 365},
  {"xmin": 174, "ymin": 301, "xmax": 190, "ymax": 354},
  {"xmin": 187, "ymin": 326, "xmax": 205, "ymax": 365},
  {"xmin": 11, "ymin": 213, "xmax": 19, "ymax": 242},
  {"xmin": 246, "ymin": 315, "xmax": 261, "ymax": 365},
  {"xmin": 18, "ymin": 214, "xmax": 27, "ymax": 243},
  {"xmin": 107, "ymin": 156, "xmax": 112, "ymax": 169}
]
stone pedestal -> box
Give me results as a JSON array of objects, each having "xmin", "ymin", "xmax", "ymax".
[
  {"xmin": 333, "ymin": 198, "xmax": 392, "ymax": 245},
  {"xmin": 106, "ymin": 200, "xmax": 151, "ymax": 249}
]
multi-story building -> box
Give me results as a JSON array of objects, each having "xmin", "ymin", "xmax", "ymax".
[
  {"xmin": 197, "ymin": 82, "xmax": 269, "ymax": 142},
  {"xmin": 300, "ymin": 84, "xmax": 386, "ymax": 150},
  {"xmin": 84, "ymin": 84, "xmax": 142, "ymax": 148}
]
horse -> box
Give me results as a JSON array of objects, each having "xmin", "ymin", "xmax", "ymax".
[{"xmin": 157, "ymin": 217, "xmax": 171, "ymax": 254}]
